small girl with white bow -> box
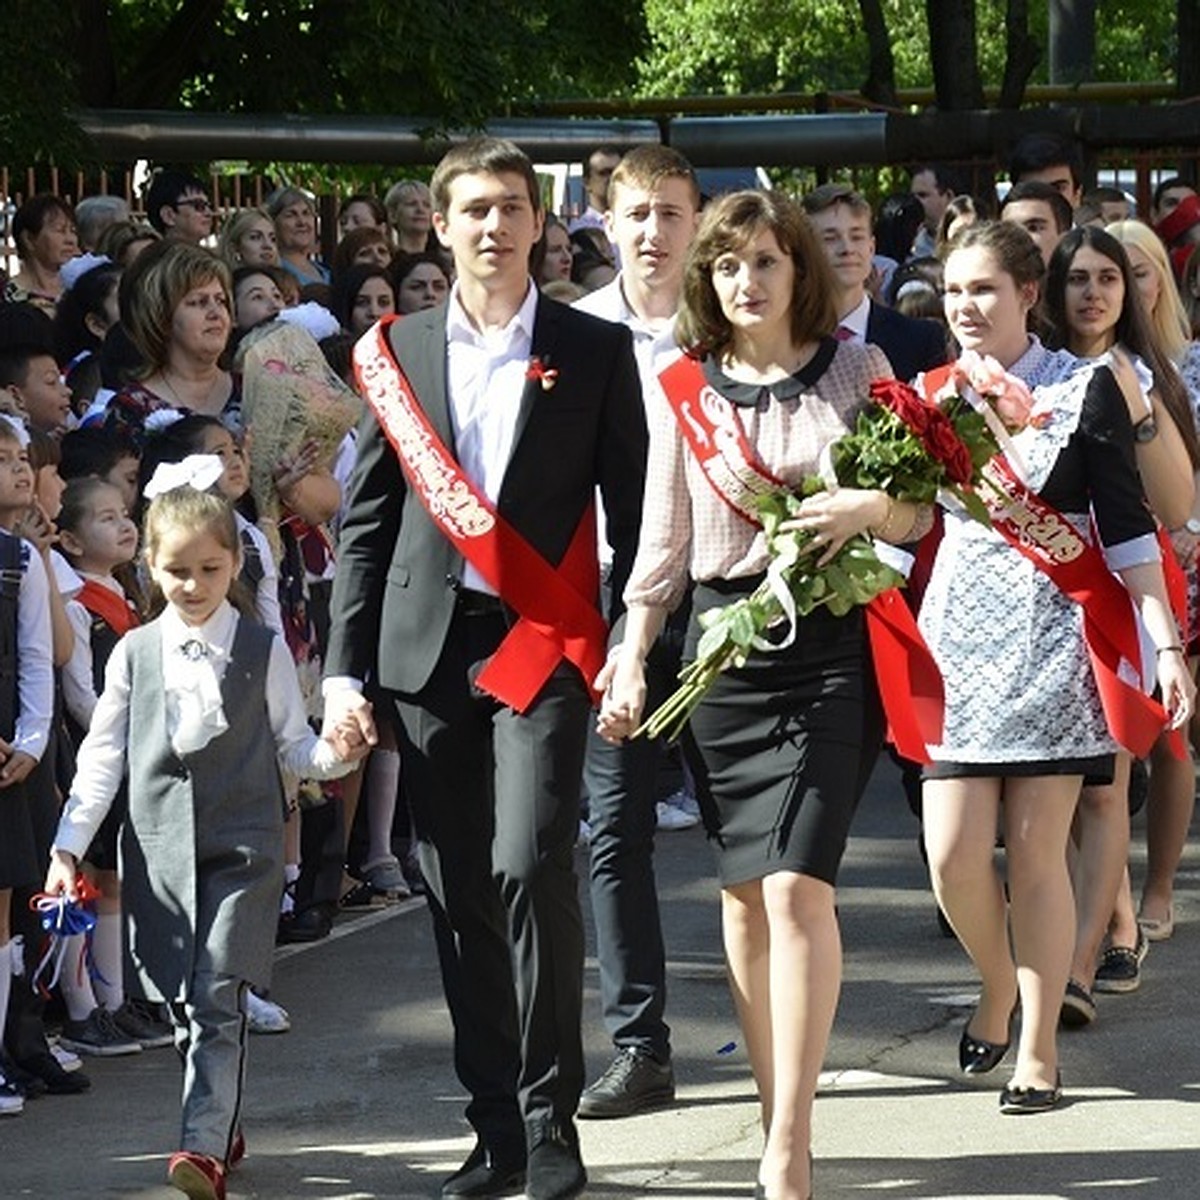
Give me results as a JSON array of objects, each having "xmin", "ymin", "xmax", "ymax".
[{"xmin": 44, "ymin": 460, "xmax": 369, "ymax": 1200}]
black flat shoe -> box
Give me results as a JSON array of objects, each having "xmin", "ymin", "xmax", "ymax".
[
  {"xmin": 958, "ymin": 1020, "xmax": 1010, "ymax": 1075},
  {"xmin": 999, "ymin": 1071, "xmax": 1062, "ymax": 1114}
]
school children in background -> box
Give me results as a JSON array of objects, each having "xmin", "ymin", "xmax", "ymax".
[
  {"xmin": 45, "ymin": 464, "xmax": 367, "ymax": 1198},
  {"xmin": 59, "ymin": 425, "xmax": 142, "ymax": 514},
  {"xmin": 138, "ymin": 416, "xmax": 283, "ymax": 635},
  {"xmin": 0, "ymin": 416, "xmax": 56, "ymax": 1115},
  {"xmin": 57, "ymin": 475, "xmax": 172, "ymax": 1053}
]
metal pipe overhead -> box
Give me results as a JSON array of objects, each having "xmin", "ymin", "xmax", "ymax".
[
  {"xmin": 75, "ymin": 110, "xmax": 661, "ymax": 165},
  {"xmin": 74, "ymin": 105, "xmax": 1200, "ymax": 170},
  {"xmin": 669, "ymin": 114, "xmax": 887, "ymax": 166}
]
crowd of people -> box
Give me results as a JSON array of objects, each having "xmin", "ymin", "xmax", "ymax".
[{"xmin": 0, "ymin": 129, "xmax": 1197, "ymax": 1200}]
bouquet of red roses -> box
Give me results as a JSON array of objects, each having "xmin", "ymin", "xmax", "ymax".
[{"xmin": 638, "ymin": 352, "xmax": 1042, "ymax": 740}]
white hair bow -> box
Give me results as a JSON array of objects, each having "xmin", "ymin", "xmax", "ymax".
[{"xmin": 144, "ymin": 454, "xmax": 225, "ymax": 499}]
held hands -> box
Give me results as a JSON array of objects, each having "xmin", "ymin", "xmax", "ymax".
[
  {"xmin": 595, "ymin": 651, "xmax": 646, "ymax": 744},
  {"xmin": 44, "ymin": 849, "xmax": 79, "ymax": 901},
  {"xmin": 0, "ymin": 738, "xmax": 36, "ymax": 789},
  {"xmin": 320, "ymin": 688, "xmax": 378, "ymax": 762},
  {"xmin": 780, "ymin": 488, "xmax": 890, "ymax": 566},
  {"xmin": 1156, "ymin": 648, "xmax": 1196, "ymax": 730}
]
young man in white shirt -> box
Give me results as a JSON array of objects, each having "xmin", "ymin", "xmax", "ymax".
[
  {"xmin": 572, "ymin": 146, "xmax": 701, "ymax": 1119},
  {"xmin": 324, "ymin": 138, "xmax": 645, "ymax": 1200}
]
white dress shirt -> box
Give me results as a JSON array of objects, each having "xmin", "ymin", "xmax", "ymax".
[
  {"xmin": 838, "ymin": 293, "xmax": 871, "ymax": 342},
  {"xmin": 445, "ymin": 280, "xmax": 539, "ymax": 594},
  {"xmin": 574, "ymin": 276, "xmax": 681, "ymax": 570},
  {"xmin": 54, "ymin": 600, "xmax": 351, "ymax": 861},
  {"xmin": 62, "ymin": 572, "xmax": 131, "ymax": 731},
  {"xmin": 235, "ymin": 513, "xmax": 284, "ymax": 636},
  {"xmin": 7, "ymin": 538, "xmax": 53, "ymax": 762}
]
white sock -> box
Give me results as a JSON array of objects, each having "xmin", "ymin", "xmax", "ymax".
[
  {"xmin": 58, "ymin": 935, "xmax": 99, "ymax": 1022},
  {"xmin": 91, "ymin": 913, "xmax": 124, "ymax": 1012},
  {"xmin": 365, "ymin": 749, "xmax": 401, "ymax": 865},
  {"xmin": 0, "ymin": 939, "xmax": 11, "ymax": 1046},
  {"xmin": 281, "ymin": 863, "xmax": 300, "ymax": 915}
]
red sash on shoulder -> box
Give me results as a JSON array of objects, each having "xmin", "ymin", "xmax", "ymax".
[
  {"xmin": 76, "ymin": 579, "xmax": 139, "ymax": 636},
  {"xmin": 981, "ymin": 457, "xmax": 1169, "ymax": 758},
  {"xmin": 658, "ymin": 355, "xmax": 944, "ymax": 763},
  {"xmin": 354, "ymin": 316, "xmax": 606, "ymax": 713}
]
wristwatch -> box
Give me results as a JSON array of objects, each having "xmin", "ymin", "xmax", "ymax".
[
  {"xmin": 1133, "ymin": 415, "xmax": 1158, "ymax": 443},
  {"xmin": 1186, "ymin": 517, "xmax": 1200, "ymax": 536}
]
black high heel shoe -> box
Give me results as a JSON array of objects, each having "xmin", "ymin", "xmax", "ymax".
[{"xmin": 958, "ymin": 1018, "xmax": 1011, "ymax": 1075}]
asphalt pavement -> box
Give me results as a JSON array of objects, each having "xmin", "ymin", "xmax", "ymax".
[{"xmin": 6, "ymin": 756, "xmax": 1199, "ymax": 1199}]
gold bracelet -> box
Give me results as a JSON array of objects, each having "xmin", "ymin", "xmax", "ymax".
[{"xmin": 872, "ymin": 494, "xmax": 897, "ymax": 540}]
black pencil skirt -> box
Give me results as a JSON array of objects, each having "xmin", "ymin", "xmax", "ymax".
[{"xmin": 682, "ymin": 579, "xmax": 884, "ymax": 889}]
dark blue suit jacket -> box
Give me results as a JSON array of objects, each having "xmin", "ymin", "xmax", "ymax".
[{"xmin": 865, "ymin": 301, "xmax": 948, "ymax": 383}]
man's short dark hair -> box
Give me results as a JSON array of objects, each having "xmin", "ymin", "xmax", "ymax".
[
  {"xmin": 801, "ymin": 182, "xmax": 873, "ymax": 222},
  {"xmin": 583, "ymin": 145, "xmax": 624, "ymax": 180},
  {"xmin": 912, "ymin": 164, "xmax": 968, "ymax": 197},
  {"xmin": 0, "ymin": 303, "xmax": 55, "ymax": 387},
  {"xmin": 430, "ymin": 137, "xmax": 541, "ymax": 216},
  {"xmin": 145, "ymin": 168, "xmax": 208, "ymax": 233},
  {"xmin": 1154, "ymin": 176, "xmax": 1194, "ymax": 209},
  {"xmin": 1000, "ymin": 180, "xmax": 1074, "ymax": 235},
  {"xmin": 1008, "ymin": 132, "xmax": 1084, "ymax": 190}
]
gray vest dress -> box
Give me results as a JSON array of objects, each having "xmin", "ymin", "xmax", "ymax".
[{"xmin": 121, "ymin": 616, "xmax": 285, "ymax": 1002}]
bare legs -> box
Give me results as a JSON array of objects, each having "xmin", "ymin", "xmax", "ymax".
[
  {"xmin": 924, "ymin": 775, "xmax": 1081, "ymax": 1090},
  {"xmin": 1140, "ymin": 731, "xmax": 1195, "ymax": 925},
  {"xmin": 723, "ymin": 871, "xmax": 837, "ymax": 1200},
  {"xmin": 1069, "ymin": 754, "xmax": 1131, "ymax": 989}
]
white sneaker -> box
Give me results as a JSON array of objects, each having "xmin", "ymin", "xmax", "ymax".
[
  {"xmin": 656, "ymin": 801, "xmax": 699, "ymax": 831},
  {"xmin": 662, "ymin": 789, "xmax": 701, "ymax": 820},
  {"xmin": 244, "ymin": 991, "xmax": 291, "ymax": 1035},
  {"xmin": 48, "ymin": 1041, "xmax": 83, "ymax": 1073}
]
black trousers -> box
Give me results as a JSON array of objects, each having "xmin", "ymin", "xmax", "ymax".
[
  {"xmin": 581, "ymin": 633, "xmax": 678, "ymax": 1062},
  {"xmin": 393, "ymin": 606, "xmax": 591, "ymax": 1152}
]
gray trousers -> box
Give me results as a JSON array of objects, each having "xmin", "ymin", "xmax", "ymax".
[{"xmin": 173, "ymin": 971, "xmax": 247, "ymax": 1160}]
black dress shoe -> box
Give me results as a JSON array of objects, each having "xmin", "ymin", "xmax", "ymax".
[
  {"xmin": 525, "ymin": 1117, "xmax": 586, "ymax": 1200},
  {"xmin": 578, "ymin": 1048, "xmax": 675, "ymax": 1118},
  {"xmin": 14, "ymin": 1051, "xmax": 90, "ymax": 1095},
  {"xmin": 276, "ymin": 905, "xmax": 333, "ymax": 945},
  {"xmin": 442, "ymin": 1139, "xmax": 526, "ymax": 1198},
  {"xmin": 999, "ymin": 1071, "xmax": 1062, "ymax": 1114},
  {"xmin": 958, "ymin": 1020, "xmax": 1010, "ymax": 1075}
]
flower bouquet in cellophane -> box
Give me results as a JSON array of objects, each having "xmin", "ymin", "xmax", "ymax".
[{"xmin": 638, "ymin": 352, "xmax": 1044, "ymax": 741}]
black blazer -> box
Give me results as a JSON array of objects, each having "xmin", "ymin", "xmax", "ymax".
[
  {"xmin": 325, "ymin": 295, "xmax": 648, "ymax": 696},
  {"xmin": 865, "ymin": 300, "xmax": 948, "ymax": 383}
]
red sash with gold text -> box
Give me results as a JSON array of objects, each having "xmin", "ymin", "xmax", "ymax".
[
  {"xmin": 980, "ymin": 457, "xmax": 1171, "ymax": 758},
  {"xmin": 353, "ymin": 317, "xmax": 606, "ymax": 713},
  {"xmin": 659, "ymin": 355, "xmax": 945, "ymax": 763}
]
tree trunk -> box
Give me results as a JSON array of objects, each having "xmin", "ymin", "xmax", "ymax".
[
  {"xmin": 1180, "ymin": 0, "xmax": 1200, "ymax": 99},
  {"xmin": 926, "ymin": 0, "xmax": 985, "ymax": 110},
  {"xmin": 117, "ymin": 0, "xmax": 226, "ymax": 109},
  {"xmin": 858, "ymin": 0, "xmax": 897, "ymax": 108},
  {"xmin": 998, "ymin": 0, "xmax": 1041, "ymax": 108},
  {"xmin": 1048, "ymin": 0, "xmax": 1095, "ymax": 85}
]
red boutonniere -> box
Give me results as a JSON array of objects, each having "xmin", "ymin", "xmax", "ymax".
[{"xmin": 526, "ymin": 355, "xmax": 559, "ymax": 391}]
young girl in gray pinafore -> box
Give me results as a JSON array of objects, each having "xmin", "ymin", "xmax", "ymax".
[{"xmin": 45, "ymin": 465, "xmax": 366, "ymax": 1200}]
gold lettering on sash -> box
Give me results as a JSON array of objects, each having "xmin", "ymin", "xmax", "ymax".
[
  {"xmin": 358, "ymin": 341, "xmax": 495, "ymax": 539},
  {"xmin": 982, "ymin": 461, "xmax": 1084, "ymax": 564}
]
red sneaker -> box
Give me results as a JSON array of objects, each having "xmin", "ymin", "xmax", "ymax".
[
  {"xmin": 167, "ymin": 1150, "xmax": 226, "ymax": 1200},
  {"xmin": 227, "ymin": 1128, "xmax": 246, "ymax": 1171}
]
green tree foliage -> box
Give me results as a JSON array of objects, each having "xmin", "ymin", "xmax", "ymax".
[{"xmin": 636, "ymin": 1, "xmax": 1177, "ymax": 100}]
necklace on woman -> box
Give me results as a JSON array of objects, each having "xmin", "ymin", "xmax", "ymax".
[{"xmin": 160, "ymin": 368, "xmax": 224, "ymax": 413}]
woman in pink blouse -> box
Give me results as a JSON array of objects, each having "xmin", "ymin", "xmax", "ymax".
[{"xmin": 598, "ymin": 191, "xmax": 922, "ymax": 1200}]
